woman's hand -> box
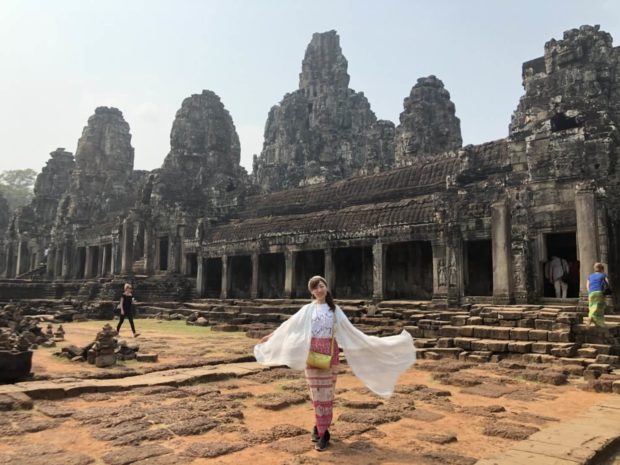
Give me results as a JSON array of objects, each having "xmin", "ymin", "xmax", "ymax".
[{"xmin": 259, "ymin": 333, "xmax": 272, "ymax": 344}]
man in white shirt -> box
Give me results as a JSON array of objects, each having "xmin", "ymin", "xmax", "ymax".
[{"xmin": 545, "ymin": 256, "xmax": 569, "ymax": 298}]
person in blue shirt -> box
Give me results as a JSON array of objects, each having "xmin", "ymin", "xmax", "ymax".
[{"xmin": 586, "ymin": 262, "xmax": 609, "ymax": 327}]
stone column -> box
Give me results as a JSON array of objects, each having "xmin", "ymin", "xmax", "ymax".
[
  {"xmin": 84, "ymin": 246, "xmax": 94, "ymax": 278},
  {"xmin": 576, "ymin": 184, "xmax": 599, "ymax": 297},
  {"xmin": 251, "ymin": 253, "xmax": 259, "ymax": 299},
  {"xmin": 178, "ymin": 225, "xmax": 186, "ymax": 275},
  {"xmin": 47, "ymin": 246, "xmax": 56, "ymax": 278},
  {"xmin": 324, "ymin": 248, "xmax": 334, "ymax": 288},
  {"xmin": 101, "ymin": 245, "xmax": 109, "ymax": 276},
  {"xmin": 446, "ymin": 227, "xmax": 463, "ymax": 306},
  {"xmin": 61, "ymin": 242, "xmax": 73, "ymax": 279},
  {"xmin": 54, "ymin": 246, "xmax": 63, "ymax": 278},
  {"xmin": 144, "ymin": 226, "xmax": 155, "ymax": 274},
  {"xmin": 3, "ymin": 243, "xmax": 15, "ymax": 278},
  {"xmin": 16, "ymin": 240, "xmax": 29, "ymax": 276},
  {"xmin": 97, "ymin": 246, "xmax": 104, "ymax": 277},
  {"xmin": 284, "ymin": 249, "xmax": 296, "ymax": 298},
  {"xmin": 431, "ymin": 239, "xmax": 448, "ymax": 303},
  {"xmin": 491, "ymin": 201, "xmax": 513, "ymax": 304},
  {"xmin": 372, "ymin": 242, "xmax": 386, "ymax": 300},
  {"xmin": 220, "ymin": 255, "xmax": 230, "ymax": 299},
  {"xmin": 196, "ymin": 254, "xmax": 205, "ymax": 298},
  {"xmin": 121, "ymin": 218, "xmax": 133, "ymax": 274}
]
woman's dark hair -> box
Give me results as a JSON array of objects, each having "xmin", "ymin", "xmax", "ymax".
[{"xmin": 307, "ymin": 275, "xmax": 336, "ymax": 311}]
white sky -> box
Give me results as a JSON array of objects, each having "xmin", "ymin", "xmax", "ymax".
[{"xmin": 1, "ymin": 0, "xmax": 619, "ymax": 174}]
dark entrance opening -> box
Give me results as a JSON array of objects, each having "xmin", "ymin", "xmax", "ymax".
[
  {"xmin": 230, "ymin": 255, "xmax": 252, "ymax": 298},
  {"xmin": 544, "ymin": 232, "xmax": 579, "ymax": 298},
  {"xmin": 76, "ymin": 247, "xmax": 86, "ymax": 279},
  {"xmin": 294, "ymin": 250, "xmax": 325, "ymax": 298},
  {"xmin": 550, "ymin": 113, "xmax": 583, "ymax": 132},
  {"xmin": 464, "ymin": 240, "xmax": 493, "ymax": 296},
  {"xmin": 186, "ymin": 253, "xmax": 197, "ymax": 276},
  {"xmin": 385, "ymin": 241, "xmax": 433, "ymax": 299},
  {"xmin": 205, "ymin": 258, "xmax": 222, "ymax": 297},
  {"xmin": 158, "ymin": 237, "xmax": 169, "ymax": 271},
  {"xmin": 334, "ymin": 246, "xmax": 373, "ymax": 298},
  {"xmin": 90, "ymin": 246, "xmax": 100, "ymax": 277},
  {"xmin": 259, "ymin": 253, "xmax": 285, "ymax": 298},
  {"xmin": 103, "ymin": 244, "xmax": 112, "ymax": 275}
]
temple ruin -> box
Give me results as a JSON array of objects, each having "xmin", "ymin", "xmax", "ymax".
[{"xmin": 1, "ymin": 25, "xmax": 619, "ymax": 312}]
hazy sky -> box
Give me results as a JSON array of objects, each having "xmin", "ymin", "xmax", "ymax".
[{"xmin": 1, "ymin": 0, "xmax": 619, "ymax": 174}]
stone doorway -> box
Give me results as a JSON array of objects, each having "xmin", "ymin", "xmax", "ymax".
[
  {"xmin": 334, "ymin": 246, "xmax": 373, "ymax": 298},
  {"xmin": 185, "ymin": 253, "xmax": 197, "ymax": 276},
  {"xmin": 543, "ymin": 232, "xmax": 579, "ymax": 298},
  {"xmin": 230, "ymin": 255, "xmax": 252, "ymax": 298},
  {"xmin": 90, "ymin": 246, "xmax": 100, "ymax": 278},
  {"xmin": 76, "ymin": 247, "xmax": 86, "ymax": 279},
  {"xmin": 157, "ymin": 237, "xmax": 169, "ymax": 271},
  {"xmin": 294, "ymin": 250, "xmax": 325, "ymax": 298},
  {"xmin": 205, "ymin": 258, "xmax": 222, "ymax": 298},
  {"xmin": 258, "ymin": 253, "xmax": 285, "ymax": 298},
  {"xmin": 385, "ymin": 241, "xmax": 433, "ymax": 299},
  {"xmin": 464, "ymin": 240, "xmax": 493, "ymax": 296}
]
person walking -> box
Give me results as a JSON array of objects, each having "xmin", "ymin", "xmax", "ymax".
[
  {"xmin": 545, "ymin": 256, "xmax": 569, "ymax": 298},
  {"xmin": 117, "ymin": 283, "xmax": 140, "ymax": 337},
  {"xmin": 586, "ymin": 262, "xmax": 609, "ymax": 327},
  {"xmin": 254, "ymin": 276, "xmax": 416, "ymax": 452}
]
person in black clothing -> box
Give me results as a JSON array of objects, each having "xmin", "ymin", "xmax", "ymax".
[{"xmin": 117, "ymin": 283, "xmax": 139, "ymax": 337}]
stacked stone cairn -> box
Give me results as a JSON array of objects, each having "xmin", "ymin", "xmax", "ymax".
[
  {"xmin": 53, "ymin": 325, "xmax": 65, "ymax": 341},
  {"xmin": 89, "ymin": 324, "xmax": 118, "ymax": 368},
  {"xmin": 0, "ymin": 304, "xmax": 53, "ymax": 349}
]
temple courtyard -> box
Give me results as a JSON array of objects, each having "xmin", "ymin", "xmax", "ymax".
[{"xmin": 0, "ymin": 319, "xmax": 619, "ymax": 465}]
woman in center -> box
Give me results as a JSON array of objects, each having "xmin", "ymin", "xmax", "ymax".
[{"xmin": 254, "ymin": 275, "xmax": 416, "ymax": 452}]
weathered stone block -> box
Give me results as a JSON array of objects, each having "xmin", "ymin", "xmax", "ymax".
[
  {"xmin": 528, "ymin": 330, "xmax": 549, "ymax": 341},
  {"xmin": 510, "ymin": 328, "xmax": 530, "ymax": 341},
  {"xmin": 550, "ymin": 344, "xmax": 576, "ymax": 357},
  {"xmin": 488, "ymin": 327, "xmax": 512, "ymax": 340},
  {"xmin": 453, "ymin": 337, "xmax": 477, "ymax": 350},
  {"xmin": 548, "ymin": 331, "xmax": 571, "ymax": 343},
  {"xmin": 595, "ymin": 354, "xmax": 619, "ymax": 365},
  {"xmin": 438, "ymin": 326, "xmax": 461, "ymax": 338},
  {"xmin": 534, "ymin": 319, "xmax": 554, "ymax": 331},
  {"xmin": 531, "ymin": 342, "xmax": 554, "ymax": 354},
  {"xmin": 436, "ymin": 338, "xmax": 454, "ymax": 348},
  {"xmin": 458, "ymin": 326, "xmax": 475, "ymax": 337},
  {"xmin": 507, "ymin": 342, "xmax": 532, "ymax": 353}
]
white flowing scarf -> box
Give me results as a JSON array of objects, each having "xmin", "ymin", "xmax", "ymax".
[{"xmin": 254, "ymin": 303, "xmax": 416, "ymax": 398}]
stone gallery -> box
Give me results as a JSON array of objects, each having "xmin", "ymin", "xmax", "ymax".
[{"xmin": 1, "ymin": 25, "xmax": 619, "ymax": 311}]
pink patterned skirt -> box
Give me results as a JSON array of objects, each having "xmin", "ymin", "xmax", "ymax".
[{"xmin": 305, "ymin": 337, "xmax": 339, "ymax": 438}]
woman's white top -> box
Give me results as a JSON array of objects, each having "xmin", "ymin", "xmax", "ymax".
[
  {"xmin": 254, "ymin": 302, "xmax": 416, "ymax": 398},
  {"xmin": 311, "ymin": 303, "xmax": 334, "ymax": 338}
]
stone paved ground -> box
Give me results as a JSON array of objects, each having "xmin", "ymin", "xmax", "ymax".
[{"xmin": 0, "ymin": 320, "xmax": 618, "ymax": 465}]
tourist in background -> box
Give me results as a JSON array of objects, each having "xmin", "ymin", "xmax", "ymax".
[
  {"xmin": 117, "ymin": 283, "xmax": 140, "ymax": 337},
  {"xmin": 254, "ymin": 276, "xmax": 416, "ymax": 452},
  {"xmin": 545, "ymin": 255, "xmax": 569, "ymax": 298},
  {"xmin": 586, "ymin": 262, "xmax": 609, "ymax": 327}
]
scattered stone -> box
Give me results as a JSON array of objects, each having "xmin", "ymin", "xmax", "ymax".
[
  {"xmin": 136, "ymin": 353, "xmax": 158, "ymax": 362},
  {"xmin": 407, "ymin": 408, "xmax": 445, "ymax": 422},
  {"xmin": 255, "ymin": 392, "xmax": 308, "ymax": 410},
  {"xmin": 242, "ymin": 424, "xmax": 307, "ymax": 445},
  {"xmin": 460, "ymin": 383, "xmax": 517, "ymax": 398},
  {"xmin": 416, "ymin": 433, "xmax": 458, "ymax": 444},
  {"xmin": 339, "ymin": 399, "xmax": 383, "ymax": 409},
  {"xmin": 169, "ymin": 417, "xmax": 219, "ymax": 436},
  {"xmin": 101, "ymin": 445, "xmax": 174, "ymax": 465},
  {"xmin": 183, "ymin": 442, "xmax": 246, "ymax": 458},
  {"xmin": 459, "ymin": 405, "xmax": 506, "ymax": 417},
  {"xmin": 338, "ymin": 410, "xmax": 401, "ymax": 425},
  {"xmin": 35, "ymin": 402, "xmax": 75, "ymax": 418},
  {"xmin": 482, "ymin": 421, "xmax": 539, "ymax": 440}
]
